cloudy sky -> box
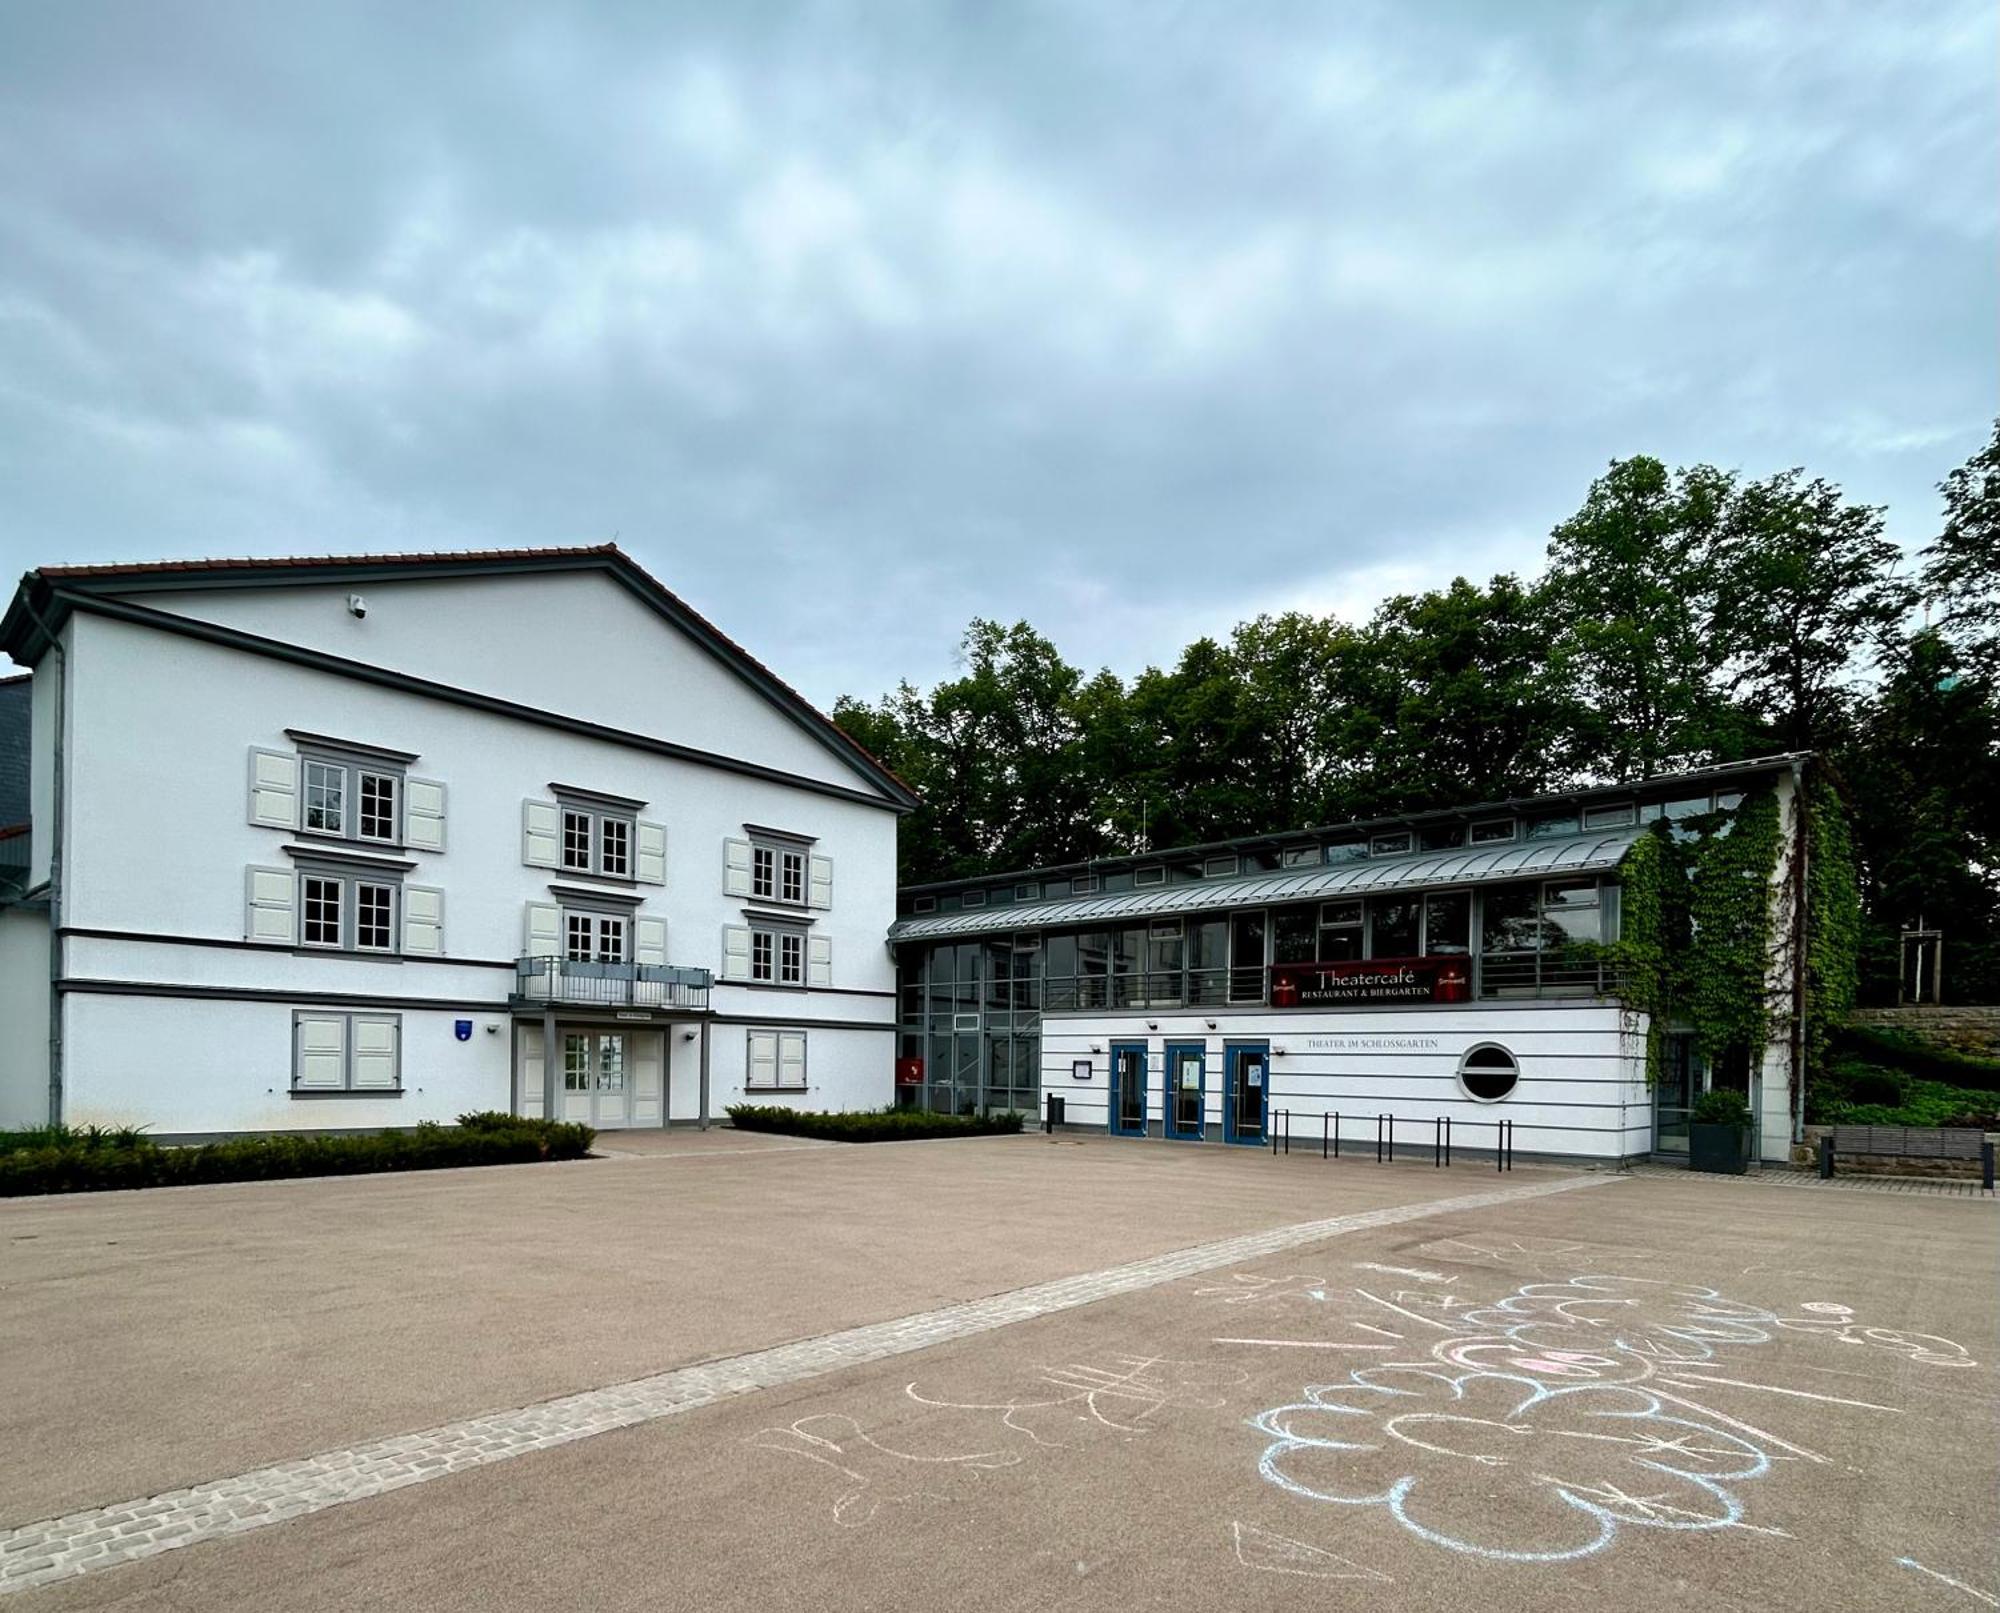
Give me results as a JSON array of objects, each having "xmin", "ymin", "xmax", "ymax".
[{"xmin": 2, "ymin": 1, "xmax": 1993, "ymax": 702}]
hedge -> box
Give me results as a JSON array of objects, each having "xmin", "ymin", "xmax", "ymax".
[
  {"xmin": 0, "ymin": 1112, "xmax": 595, "ymax": 1197},
  {"xmin": 725, "ymin": 1104, "xmax": 1025, "ymax": 1143},
  {"xmin": 1835, "ymin": 1026, "xmax": 2000, "ymax": 1093}
]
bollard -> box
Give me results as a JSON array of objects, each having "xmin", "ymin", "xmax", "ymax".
[
  {"xmin": 1983, "ymin": 1140, "xmax": 1994, "ymax": 1194},
  {"xmin": 1322, "ymin": 1111, "xmax": 1329, "ymax": 1161},
  {"xmin": 1819, "ymin": 1134, "xmax": 1834, "ymax": 1180}
]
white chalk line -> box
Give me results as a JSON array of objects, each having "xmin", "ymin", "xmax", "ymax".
[
  {"xmin": 1899, "ymin": 1558, "xmax": 2000, "ymax": 1606},
  {"xmin": 1659, "ymin": 1373, "xmax": 1901, "ymax": 1412},
  {"xmin": 1213, "ymin": 1339, "xmax": 1396, "ymax": 1350},
  {"xmin": 0, "ymin": 1171, "xmax": 1615, "ymax": 1596}
]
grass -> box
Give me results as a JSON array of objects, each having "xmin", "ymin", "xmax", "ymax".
[
  {"xmin": 725, "ymin": 1104, "xmax": 1025, "ymax": 1143},
  {"xmin": 0, "ymin": 1112, "xmax": 595, "ymax": 1197}
]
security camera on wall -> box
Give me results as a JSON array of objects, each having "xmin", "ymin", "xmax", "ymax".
[{"xmin": 347, "ymin": 594, "xmax": 367, "ymax": 618}]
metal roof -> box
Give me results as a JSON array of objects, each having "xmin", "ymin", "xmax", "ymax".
[{"xmin": 888, "ymin": 823, "xmax": 1646, "ymax": 942}]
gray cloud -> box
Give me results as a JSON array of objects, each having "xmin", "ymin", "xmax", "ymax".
[{"xmin": 1, "ymin": 0, "xmax": 1993, "ymax": 701}]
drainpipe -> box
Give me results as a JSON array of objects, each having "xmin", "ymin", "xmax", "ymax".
[
  {"xmin": 15, "ymin": 591, "xmax": 65, "ymax": 1127},
  {"xmin": 1789, "ymin": 758, "xmax": 1809, "ymax": 1147}
]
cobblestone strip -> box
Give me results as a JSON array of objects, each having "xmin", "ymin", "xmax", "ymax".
[
  {"xmin": 0, "ymin": 1172, "xmax": 1609, "ymax": 1596},
  {"xmin": 1622, "ymin": 1163, "xmax": 1993, "ymax": 1198}
]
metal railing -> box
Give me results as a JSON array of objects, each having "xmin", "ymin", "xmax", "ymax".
[
  {"xmin": 1271, "ymin": 1109, "xmax": 1515, "ymax": 1170},
  {"xmin": 512, "ymin": 956, "xmax": 713, "ymax": 1011}
]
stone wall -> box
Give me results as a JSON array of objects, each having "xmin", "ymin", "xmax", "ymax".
[{"xmin": 1847, "ymin": 1005, "xmax": 2000, "ymax": 1058}]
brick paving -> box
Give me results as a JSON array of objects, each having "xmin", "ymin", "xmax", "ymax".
[
  {"xmin": 1621, "ymin": 1161, "xmax": 1994, "ymax": 1198},
  {"xmin": 0, "ymin": 1172, "xmax": 1608, "ymax": 1597}
]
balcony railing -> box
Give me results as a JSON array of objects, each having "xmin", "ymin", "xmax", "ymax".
[{"xmin": 512, "ymin": 956, "xmax": 713, "ymax": 1012}]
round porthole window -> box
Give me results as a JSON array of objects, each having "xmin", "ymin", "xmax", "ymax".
[{"xmin": 1458, "ymin": 1043, "xmax": 1519, "ymax": 1102}]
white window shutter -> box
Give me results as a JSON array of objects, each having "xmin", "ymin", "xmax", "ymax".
[
  {"xmin": 352, "ymin": 1017, "xmax": 400, "ymax": 1090},
  {"xmin": 809, "ymin": 855, "xmax": 833, "ymax": 910},
  {"xmin": 807, "ymin": 934, "xmax": 832, "ymax": 988},
  {"xmin": 635, "ymin": 821, "xmax": 667, "ymax": 885},
  {"xmin": 747, "ymin": 1029, "xmax": 777, "ymax": 1088},
  {"xmin": 248, "ymin": 749, "xmax": 298, "ymax": 830},
  {"xmin": 634, "ymin": 916, "xmax": 668, "ymax": 967},
  {"xmin": 245, "ymin": 866, "xmax": 296, "ymax": 944},
  {"xmin": 295, "ymin": 1015, "xmax": 347, "ymax": 1090},
  {"xmin": 522, "ymin": 800, "xmax": 559, "ymax": 868},
  {"xmin": 724, "ymin": 838, "xmax": 753, "ymax": 896},
  {"xmin": 720, "ymin": 924, "xmax": 752, "ymax": 981},
  {"xmin": 524, "ymin": 902, "xmax": 562, "ymax": 958},
  {"xmin": 779, "ymin": 1031, "xmax": 807, "ymax": 1087},
  {"xmin": 406, "ymin": 778, "xmax": 447, "ymax": 851},
  {"xmin": 403, "ymin": 886, "xmax": 445, "ymax": 956}
]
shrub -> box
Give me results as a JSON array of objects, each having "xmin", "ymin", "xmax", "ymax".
[
  {"xmin": 0, "ymin": 1115, "xmax": 594, "ymax": 1198},
  {"xmin": 1834, "ymin": 1027, "xmax": 2000, "ymax": 1093},
  {"xmin": 725, "ymin": 1104, "xmax": 1025, "ymax": 1143},
  {"xmin": 1689, "ymin": 1088, "xmax": 1753, "ymax": 1127},
  {"xmin": 0, "ymin": 1123, "xmax": 152, "ymax": 1158},
  {"xmin": 1844, "ymin": 1067, "xmax": 1907, "ymax": 1107}
]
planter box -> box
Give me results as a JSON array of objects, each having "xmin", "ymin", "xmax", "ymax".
[{"xmin": 1689, "ymin": 1122, "xmax": 1750, "ymax": 1175}]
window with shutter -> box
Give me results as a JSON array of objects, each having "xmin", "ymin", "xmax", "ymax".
[
  {"xmin": 720, "ymin": 925, "xmax": 752, "ymax": 981},
  {"xmin": 524, "ymin": 902, "xmax": 562, "ymax": 957},
  {"xmin": 746, "ymin": 1028, "xmax": 779, "ymax": 1089},
  {"xmin": 634, "ymin": 916, "xmax": 668, "ymax": 966},
  {"xmin": 293, "ymin": 1015, "xmax": 347, "ymax": 1090},
  {"xmin": 402, "ymin": 887, "xmax": 444, "ymax": 956},
  {"xmin": 808, "ymin": 934, "xmax": 833, "ymax": 988},
  {"xmin": 635, "ymin": 821, "xmax": 667, "ymax": 885},
  {"xmin": 723, "ymin": 838, "xmax": 753, "ymax": 897},
  {"xmin": 292, "ymin": 1011, "xmax": 403, "ymax": 1093},
  {"xmin": 404, "ymin": 778, "xmax": 446, "ymax": 850},
  {"xmin": 778, "ymin": 1031, "xmax": 807, "ymax": 1088},
  {"xmin": 522, "ymin": 801, "xmax": 560, "ymax": 868},
  {"xmin": 351, "ymin": 1017, "xmax": 401, "ymax": 1089},
  {"xmin": 245, "ymin": 866, "xmax": 297, "ymax": 943},
  {"xmin": 247, "ymin": 749, "xmax": 299, "ymax": 829},
  {"xmin": 809, "ymin": 856, "xmax": 833, "ymax": 909}
]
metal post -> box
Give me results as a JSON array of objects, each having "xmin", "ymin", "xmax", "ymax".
[
  {"xmin": 1322, "ymin": 1111, "xmax": 1329, "ymax": 1161},
  {"xmin": 697, "ymin": 1019, "xmax": 711, "ymax": 1131},
  {"xmin": 1982, "ymin": 1140, "xmax": 1994, "ymax": 1194},
  {"xmin": 1444, "ymin": 1116, "xmax": 1452, "ymax": 1168},
  {"xmin": 1433, "ymin": 1116, "xmax": 1442, "ymax": 1167},
  {"xmin": 1332, "ymin": 1112, "xmax": 1340, "ymax": 1159},
  {"xmin": 1282, "ymin": 1111, "xmax": 1290, "ymax": 1155},
  {"xmin": 1819, "ymin": 1134, "xmax": 1834, "ymax": 1180}
]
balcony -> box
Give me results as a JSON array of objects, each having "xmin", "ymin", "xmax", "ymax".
[{"xmin": 512, "ymin": 956, "xmax": 713, "ymax": 1012}]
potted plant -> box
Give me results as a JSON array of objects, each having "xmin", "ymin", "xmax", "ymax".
[{"xmin": 1688, "ymin": 1088, "xmax": 1753, "ymax": 1174}]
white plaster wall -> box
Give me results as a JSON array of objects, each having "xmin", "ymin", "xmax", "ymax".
[
  {"xmin": 50, "ymin": 609, "xmax": 897, "ymax": 1133},
  {"xmin": 128, "ymin": 573, "xmax": 868, "ymax": 792},
  {"xmin": 0, "ymin": 905, "xmax": 49, "ymax": 1128},
  {"xmin": 63, "ymin": 993, "xmax": 511, "ymax": 1135},
  {"xmin": 1040, "ymin": 1003, "xmax": 1652, "ymax": 1161},
  {"xmin": 28, "ymin": 655, "xmax": 56, "ymax": 885},
  {"xmin": 683, "ymin": 1023, "xmax": 894, "ymax": 1119}
]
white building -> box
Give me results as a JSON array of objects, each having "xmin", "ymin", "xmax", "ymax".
[
  {"xmin": 0, "ymin": 546, "xmax": 913, "ymax": 1137},
  {"xmin": 893, "ymin": 757, "xmax": 1823, "ymax": 1166}
]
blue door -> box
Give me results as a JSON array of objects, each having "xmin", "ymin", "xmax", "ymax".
[
  {"xmin": 1223, "ymin": 1042, "xmax": 1269, "ymax": 1145},
  {"xmin": 1109, "ymin": 1041, "xmax": 1148, "ymax": 1135},
  {"xmin": 1164, "ymin": 1042, "xmax": 1206, "ymax": 1139}
]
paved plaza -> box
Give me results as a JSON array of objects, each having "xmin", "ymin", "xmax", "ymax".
[{"xmin": 2, "ymin": 1133, "xmax": 1994, "ymax": 1610}]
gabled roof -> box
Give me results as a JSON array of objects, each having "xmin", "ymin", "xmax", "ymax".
[
  {"xmin": 889, "ymin": 823, "xmax": 1646, "ymax": 942},
  {"xmin": 1, "ymin": 546, "xmax": 914, "ymax": 810}
]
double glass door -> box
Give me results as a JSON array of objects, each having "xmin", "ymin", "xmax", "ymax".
[{"xmin": 562, "ymin": 1031, "xmax": 628, "ymax": 1128}]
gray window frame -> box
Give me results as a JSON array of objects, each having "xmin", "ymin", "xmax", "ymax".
[
  {"xmin": 297, "ymin": 748, "xmax": 407, "ymax": 848},
  {"xmin": 290, "ymin": 1010, "xmax": 403, "ymax": 1095},
  {"xmin": 296, "ymin": 867, "xmax": 401, "ymax": 955}
]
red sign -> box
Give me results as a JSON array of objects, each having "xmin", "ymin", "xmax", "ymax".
[
  {"xmin": 1269, "ymin": 956, "xmax": 1471, "ymax": 1007},
  {"xmin": 895, "ymin": 1057, "xmax": 925, "ymax": 1085}
]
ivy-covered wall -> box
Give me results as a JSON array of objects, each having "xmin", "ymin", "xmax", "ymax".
[{"xmin": 1609, "ymin": 769, "xmax": 1858, "ymax": 1097}]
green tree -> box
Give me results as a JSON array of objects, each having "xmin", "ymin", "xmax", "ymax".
[
  {"xmin": 1712, "ymin": 470, "xmax": 1915, "ymax": 752},
  {"xmin": 1541, "ymin": 457, "xmax": 1738, "ymax": 779},
  {"xmin": 1922, "ymin": 417, "xmax": 2000, "ymax": 665}
]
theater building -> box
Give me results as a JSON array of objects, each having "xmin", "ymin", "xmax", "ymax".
[{"xmin": 891, "ymin": 757, "xmax": 1818, "ymax": 1165}]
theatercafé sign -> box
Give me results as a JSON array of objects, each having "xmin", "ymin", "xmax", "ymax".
[{"xmin": 1269, "ymin": 957, "xmax": 1471, "ymax": 1006}]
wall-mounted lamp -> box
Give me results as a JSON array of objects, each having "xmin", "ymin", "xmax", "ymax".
[
  {"xmin": 682, "ymin": 1029, "xmax": 700, "ymax": 1042},
  {"xmin": 1145, "ymin": 1020, "xmax": 1159, "ymax": 1031},
  {"xmin": 1204, "ymin": 1018, "xmax": 1218, "ymax": 1031},
  {"xmin": 1088, "ymin": 1043, "xmax": 1103, "ymax": 1054},
  {"xmin": 1272, "ymin": 1046, "xmax": 1288, "ymax": 1058}
]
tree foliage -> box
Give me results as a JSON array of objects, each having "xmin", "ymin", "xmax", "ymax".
[{"xmin": 839, "ymin": 425, "xmax": 2000, "ymax": 1001}]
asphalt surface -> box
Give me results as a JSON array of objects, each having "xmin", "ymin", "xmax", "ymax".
[{"xmin": 5, "ymin": 1135, "xmax": 1995, "ymax": 1611}]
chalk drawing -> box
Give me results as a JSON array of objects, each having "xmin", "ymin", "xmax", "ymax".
[
  {"xmin": 1899, "ymin": 1558, "xmax": 2000, "ymax": 1606},
  {"xmin": 1774, "ymin": 1304, "xmax": 1978, "ymax": 1368},
  {"xmin": 1194, "ymin": 1272, "xmax": 1330, "ymax": 1307},
  {"xmin": 1251, "ymin": 1367, "xmax": 1771, "ymax": 1563},
  {"xmin": 1214, "ymin": 1338, "xmax": 1396, "ymax": 1350},
  {"xmin": 905, "ymin": 1354, "xmax": 1247, "ymax": 1445},
  {"xmin": 1355, "ymin": 1262, "xmax": 1448, "ymax": 1282},
  {"xmin": 1657, "ymin": 1373, "xmax": 1901, "ymax": 1412},
  {"xmin": 1230, "ymin": 1520, "xmax": 1391, "ymax": 1581},
  {"xmin": 747, "ymin": 1414, "xmax": 1021, "ymax": 1527}
]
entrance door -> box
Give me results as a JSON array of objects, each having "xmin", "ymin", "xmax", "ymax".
[
  {"xmin": 1224, "ymin": 1043, "xmax": 1268, "ymax": 1145},
  {"xmin": 1653, "ymin": 1032, "xmax": 1699, "ymax": 1155},
  {"xmin": 1165, "ymin": 1042, "xmax": 1205, "ymax": 1139},
  {"xmin": 554, "ymin": 1030, "xmax": 665, "ymax": 1129},
  {"xmin": 1109, "ymin": 1041, "xmax": 1148, "ymax": 1135}
]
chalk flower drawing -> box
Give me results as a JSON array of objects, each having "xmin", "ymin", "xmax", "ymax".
[{"xmin": 1251, "ymin": 1367, "xmax": 1770, "ymax": 1563}]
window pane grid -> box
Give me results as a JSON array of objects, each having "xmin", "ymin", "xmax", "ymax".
[
  {"xmin": 780, "ymin": 932, "xmax": 803, "ymax": 984},
  {"xmin": 302, "ymin": 877, "xmax": 343, "ymax": 946},
  {"xmin": 752, "ymin": 846, "xmax": 776, "ymax": 899},
  {"xmin": 303, "ymin": 762, "xmax": 345, "ymax": 834},
  {"xmin": 561, "ymin": 810, "xmax": 593, "ymax": 871},
  {"xmin": 356, "ymin": 883, "xmax": 393, "ymax": 950},
  {"xmin": 751, "ymin": 930, "xmax": 774, "ymax": 981},
  {"xmin": 599, "ymin": 817, "xmax": 631, "ymax": 877},
  {"xmin": 359, "ymin": 773, "xmax": 397, "ymax": 842},
  {"xmin": 781, "ymin": 851, "xmax": 805, "ymax": 904}
]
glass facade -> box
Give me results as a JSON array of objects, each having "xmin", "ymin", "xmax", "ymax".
[{"xmin": 896, "ymin": 877, "xmax": 1617, "ymax": 1114}]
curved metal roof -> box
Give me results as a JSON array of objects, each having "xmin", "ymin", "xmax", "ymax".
[{"xmin": 888, "ymin": 824, "xmax": 1645, "ymax": 943}]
